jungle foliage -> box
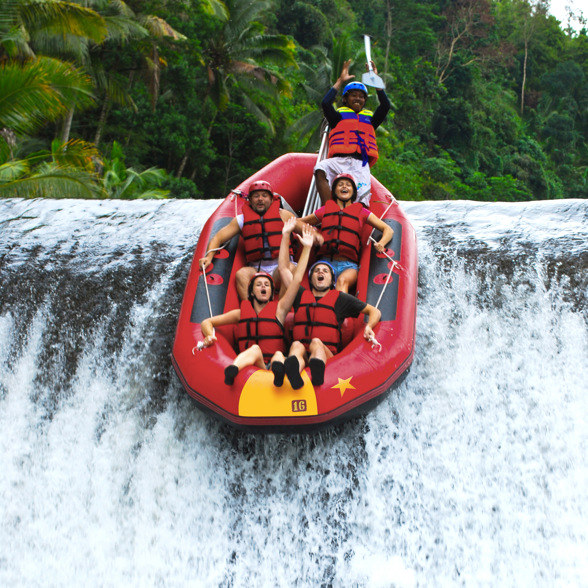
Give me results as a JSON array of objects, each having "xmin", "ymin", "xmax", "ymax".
[{"xmin": 1, "ymin": 0, "xmax": 588, "ymax": 201}]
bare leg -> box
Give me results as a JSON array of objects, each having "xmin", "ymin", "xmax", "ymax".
[
  {"xmin": 315, "ymin": 170, "xmax": 331, "ymax": 205},
  {"xmin": 308, "ymin": 338, "xmax": 332, "ymax": 363},
  {"xmin": 335, "ymin": 267, "xmax": 358, "ymax": 293},
  {"xmin": 233, "ymin": 345, "xmax": 266, "ymax": 370}
]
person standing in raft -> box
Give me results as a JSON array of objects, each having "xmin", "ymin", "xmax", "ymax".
[
  {"xmin": 200, "ymin": 220, "xmax": 315, "ymax": 387},
  {"xmin": 278, "ymin": 220, "xmax": 382, "ymax": 389},
  {"xmin": 299, "ymin": 172, "xmax": 393, "ymax": 293},
  {"xmin": 199, "ymin": 180, "xmax": 313, "ymax": 300},
  {"xmin": 314, "ymin": 58, "xmax": 391, "ymax": 206}
]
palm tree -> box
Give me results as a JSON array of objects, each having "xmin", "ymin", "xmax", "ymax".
[
  {"xmin": 0, "ymin": 1, "xmax": 107, "ymax": 197},
  {"xmin": 204, "ymin": 0, "xmax": 296, "ymax": 129},
  {"xmin": 1, "ymin": 0, "xmax": 108, "ymax": 61},
  {"xmin": 0, "ymin": 0, "xmax": 107, "ymax": 137},
  {"xmin": 54, "ymin": 1, "xmax": 187, "ymax": 145},
  {"xmin": 175, "ymin": 0, "xmax": 296, "ymax": 178}
]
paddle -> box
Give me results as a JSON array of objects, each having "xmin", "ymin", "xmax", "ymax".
[{"xmin": 362, "ymin": 35, "xmax": 385, "ymax": 90}]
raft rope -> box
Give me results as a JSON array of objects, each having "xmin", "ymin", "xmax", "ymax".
[
  {"xmin": 369, "ymin": 234, "xmax": 404, "ymax": 312},
  {"xmin": 368, "ymin": 334, "xmax": 382, "ymax": 353},
  {"xmin": 366, "ymin": 193, "xmax": 396, "ymax": 246},
  {"xmin": 195, "ymin": 190, "xmax": 246, "ymax": 355},
  {"xmin": 192, "ymin": 267, "xmax": 216, "ymax": 354}
]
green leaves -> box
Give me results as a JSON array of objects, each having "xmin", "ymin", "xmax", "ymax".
[{"xmin": 0, "ymin": 57, "xmax": 94, "ymax": 134}]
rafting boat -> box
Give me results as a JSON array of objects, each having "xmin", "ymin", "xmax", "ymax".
[{"xmin": 171, "ymin": 152, "xmax": 417, "ymax": 431}]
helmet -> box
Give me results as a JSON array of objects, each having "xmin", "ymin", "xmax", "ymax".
[
  {"xmin": 343, "ymin": 81, "xmax": 368, "ymax": 98},
  {"xmin": 308, "ymin": 261, "xmax": 336, "ymax": 288},
  {"xmin": 248, "ymin": 180, "xmax": 275, "ymax": 199},
  {"xmin": 248, "ymin": 272, "xmax": 275, "ymax": 301},
  {"xmin": 332, "ymin": 173, "xmax": 358, "ymax": 202}
]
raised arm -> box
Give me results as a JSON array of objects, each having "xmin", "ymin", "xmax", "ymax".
[
  {"xmin": 199, "ymin": 218, "xmax": 241, "ymax": 270},
  {"xmin": 276, "ymin": 224, "xmax": 314, "ymax": 324},
  {"xmin": 367, "ymin": 213, "xmax": 393, "ymax": 253},
  {"xmin": 278, "ymin": 216, "xmax": 297, "ymax": 291}
]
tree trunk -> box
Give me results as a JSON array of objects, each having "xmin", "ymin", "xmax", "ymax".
[
  {"xmin": 177, "ymin": 150, "xmax": 189, "ymax": 178},
  {"xmin": 94, "ymin": 99, "xmax": 111, "ymax": 147},
  {"xmin": 61, "ymin": 108, "xmax": 74, "ymax": 144},
  {"xmin": 384, "ymin": 0, "xmax": 393, "ymax": 78},
  {"xmin": 521, "ymin": 39, "xmax": 528, "ymax": 115}
]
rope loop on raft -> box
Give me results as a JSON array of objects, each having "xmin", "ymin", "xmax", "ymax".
[{"xmin": 368, "ymin": 335, "xmax": 382, "ymax": 353}]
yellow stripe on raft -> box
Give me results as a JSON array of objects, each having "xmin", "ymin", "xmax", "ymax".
[{"xmin": 238, "ymin": 369, "xmax": 318, "ymax": 417}]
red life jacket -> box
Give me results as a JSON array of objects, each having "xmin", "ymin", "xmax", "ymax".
[
  {"xmin": 236, "ymin": 299, "xmax": 286, "ymax": 362},
  {"xmin": 241, "ymin": 199, "xmax": 284, "ymax": 263},
  {"xmin": 327, "ymin": 107, "xmax": 379, "ymax": 166},
  {"xmin": 317, "ymin": 200, "xmax": 364, "ymax": 263},
  {"xmin": 292, "ymin": 289, "xmax": 341, "ymax": 355}
]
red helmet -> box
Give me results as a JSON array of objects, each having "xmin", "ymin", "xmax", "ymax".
[
  {"xmin": 248, "ymin": 272, "xmax": 275, "ymax": 301},
  {"xmin": 332, "ymin": 173, "xmax": 358, "ymax": 202},
  {"xmin": 248, "ymin": 180, "xmax": 276, "ymax": 199}
]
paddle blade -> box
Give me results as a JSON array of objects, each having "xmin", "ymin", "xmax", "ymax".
[{"xmin": 362, "ymin": 71, "xmax": 385, "ymax": 90}]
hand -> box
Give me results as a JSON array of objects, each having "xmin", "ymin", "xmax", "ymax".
[
  {"xmin": 363, "ymin": 325, "xmax": 375, "ymax": 341},
  {"xmin": 282, "ymin": 216, "xmax": 296, "ymax": 235},
  {"xmin": 199, "ymin": 254, "xmax": 212, "ymax": 269},
  {"xmin": 367, "ymin": 60, "xmax": 378, "ymax": 75},
  {"xmin": 201, "ymin": 333, "xmax": 217, "ymax": 348},
  {"xmin": 294, "ymin": 223, "xmax": 315, "ymax": 249},
  {"xmin": 339, "ymin": 59, "xmax": 355, "ymax": 85},
  {"xmin": 373, "ymin": 241, "xmax": 385, "ymax": 254}
]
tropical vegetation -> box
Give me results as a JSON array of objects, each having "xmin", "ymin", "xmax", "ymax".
[{"xmin": 1, "ymin": 0, "xmax": 588, "ymax": 201}]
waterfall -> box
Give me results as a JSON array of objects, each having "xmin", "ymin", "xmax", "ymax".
[{"xmin": 1, "ymin": 198, "xmax": 586, "ymax": 586}]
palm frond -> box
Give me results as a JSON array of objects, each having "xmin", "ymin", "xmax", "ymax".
[
  {"xmin": 0, "ymin": 57, "xmax": 95, "ymax": 134},
  {"xmin": 21, "ymin": 1, "xmax": 108, "ymax": 46},
  {"xmin": 141, "ymin": 15, "xmax": 186, "ymax": 41},
  {"xmin": 0, "ymin": 164, "xmax": 105, "ymax": 199}
]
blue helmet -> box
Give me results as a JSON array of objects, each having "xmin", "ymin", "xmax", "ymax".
[
  {"xmin": 343, "ymin": 81, "xmax": 368, "ymax": 98},
  {"xmin": 308, "ymin": 261, "xmax": 336, "ymax": 288}
]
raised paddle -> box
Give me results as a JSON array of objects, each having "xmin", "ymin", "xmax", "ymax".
[{"xmin": 362, "ymin": 35, "xmax": 385, "ymax": 90}]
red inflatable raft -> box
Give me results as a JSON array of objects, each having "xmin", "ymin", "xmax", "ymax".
[{"xmin": 171, "ymin": 153, "xmax": 417, "ymax": 431}]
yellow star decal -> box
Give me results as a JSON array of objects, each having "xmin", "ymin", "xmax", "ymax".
[{"xmin": 332, "ymin": 377, "xmax": 356, "ymax": 398}]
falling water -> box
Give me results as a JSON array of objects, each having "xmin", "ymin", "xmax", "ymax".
[{"xmin": 1, "ymin": 198, "xmax": 586, "ymax": 587}]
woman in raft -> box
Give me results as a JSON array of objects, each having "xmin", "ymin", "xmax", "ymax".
[{"xmin": 300, "ymin": 173, "xmax": 393, "ymax": 293}]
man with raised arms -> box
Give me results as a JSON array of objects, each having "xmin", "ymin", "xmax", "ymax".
[{"xmin": 278, "ymin": 219, "xmax": 382, "ymax": 389}]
